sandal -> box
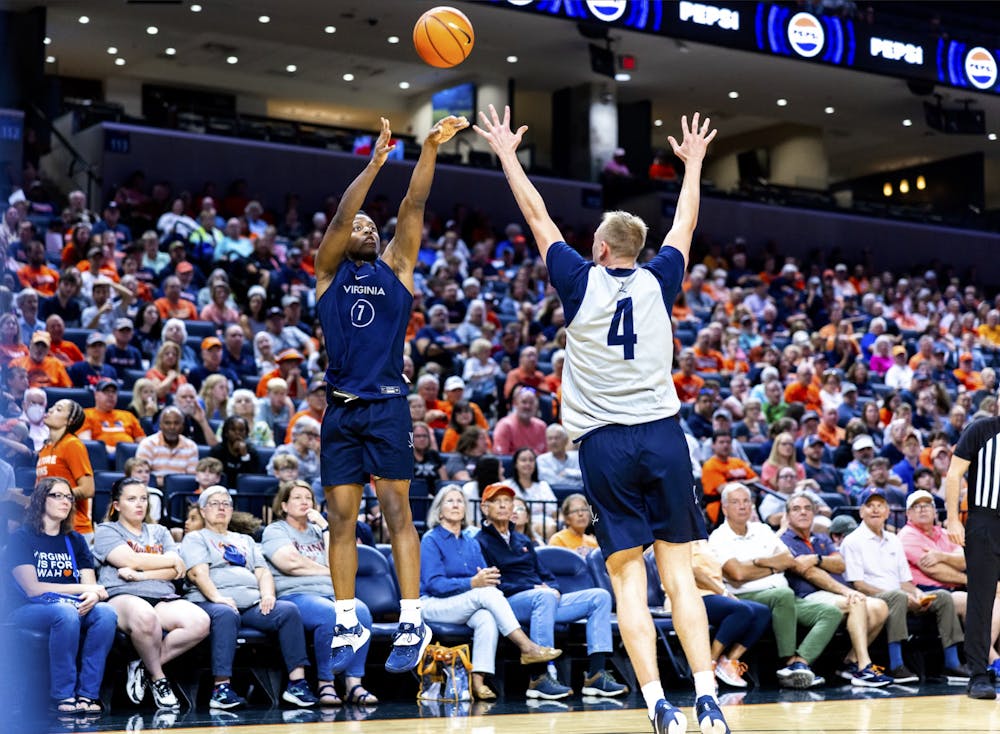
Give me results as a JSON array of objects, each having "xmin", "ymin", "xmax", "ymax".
[
  {"xmin": 75, "ymin": 697, "xmax": 103, "ymax": 714},
  {"xmin": 473, "ymin": 684, "xmax": 496, "ymax": 701},
  {"xmin": 317, "ymin": 684, "xmax": 342, "ymax": 706},
  {"xmin": 50, "ymin": 698, "xmax": 77, "ymax": 714},
  {"xmin": 345, "ymin": 684, "xmax": 379, "ymax": 706}
]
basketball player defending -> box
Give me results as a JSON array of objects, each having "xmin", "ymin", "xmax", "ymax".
[
  {"xmin": 316, "ymin": 114, "xmax": 468, "ymax": 674},
  {"xmin": 475, "ymin": 106, "xmax": 727, "ymax": 734}
]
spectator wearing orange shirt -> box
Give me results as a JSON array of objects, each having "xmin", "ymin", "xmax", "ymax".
[
  {"xmin": 255, "ymin": 349, "xmax": 307, "ymax": 400},
  {"xmin": 415, "ymin": 374, "xmax": 452, "ymax": 430},
  {"xmin": 784, "ymin": 363, "xmax": 821, "ymax": 413},
  {"xmin": 908, "ymin": 335, "xmax": 934, "ymax": 371},
  {"xmin": 154, "ymin": 275, "xmax": 199, "ymax": 321},
  {"xmin": 693, "ymin": 330, "xmax": 725, "ymax": 373},
  {"xmin": 36, "ymin": 399, "xmax": 95, "ymax": 537},
  {"xmin": 817, "ymin": 407, "xmax": 846, "ymax": 449},
  {"xmin": 503, "ymin": 346, "xmax": 549, "ymax": 401},
  {"xmin": 700, "ymin": 432, "xmax": 759, "ymax": 527},
  {"xmin": 441, "ymin": 376, "xmax": 489, "ymax": 428},
  {"xmin": 79, "ymin": 378, "xmax": 144, "ymax": 448},
  {"xmin": 952, "ymin": 352, "xmax": 984, "ymax": 392},
  {"xmin": 44, "ymin": 315, "xmax": 84, "ymax": 366},
  {"xmin": 284, "ymin": 380, "xmax": 326, "ymax": 444},
  {"xmin": 673, "ymin": 349, "xmax": 705, "ymax": 404},
  {"xmin": 17, "ymin": 240, "xmax": 59, "ymax": 297},
  {"xmin": 543, "ymin": 350, "xmax": 564, "ymax": 396},
  {"xmin": 10, "ymin": 331, "xmax": 72, "ymax": 388},
  {"xmin": 0, "ymin": 312, "xmax": 28, "ymax": 368}
]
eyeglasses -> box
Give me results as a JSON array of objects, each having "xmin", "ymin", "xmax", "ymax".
[
  {"xmin": 47, "ymin": 492, "xmax": 73, "ymax": 502},
  {"xmin": 911, "ymin": 503, "xmax": 936, "ymax": 511},
  {"xmin": 778, "ymin": 442, "xmax": 793, "ymax": 446},
  {"xmin": 566, "ymin": 508, "xmax": 590, "ymax": 515},
  {"xmin": 205, "ymin": 501, "xmax": 233, "ymax": 510},
  {"xmin": 778, "ymin": 474, "xmax": 797, "ymax": 480}
]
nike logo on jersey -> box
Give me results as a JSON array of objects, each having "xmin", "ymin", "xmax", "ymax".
[
  {"xmin": 355, "ymin": 273, "xmax": 370, "ymax": 280},
  {"xmin": 343, "ymin": 284, "xmax": 386, "ymax": 295}
]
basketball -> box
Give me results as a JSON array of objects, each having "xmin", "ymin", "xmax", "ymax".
[{"xmin": 413, "ymin": 6, "xmax": 475, "ymax": 68}]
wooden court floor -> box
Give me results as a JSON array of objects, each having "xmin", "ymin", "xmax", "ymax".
[{"xmin": 96, "ymin": 694, "xmax": 999, "ymax": 734}]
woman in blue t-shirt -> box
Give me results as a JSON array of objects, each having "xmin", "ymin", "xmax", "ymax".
[{"xmin": 7, "ymin": 477, "xmax": 117, "ymax": 714}]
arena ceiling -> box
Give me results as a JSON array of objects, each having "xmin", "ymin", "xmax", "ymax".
[{"xmin": 16, "ymin": 0, "xmax": 1000, "ymax": 184}]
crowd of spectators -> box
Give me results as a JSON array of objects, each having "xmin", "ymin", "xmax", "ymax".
[{"xmin": 3, "ymin": 173, "xmax": 999, "ymax": 709}]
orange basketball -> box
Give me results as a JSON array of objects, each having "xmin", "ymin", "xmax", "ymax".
[{"xmin": 413, "ymin": 6, "xmax": 475, "ymax": 68}]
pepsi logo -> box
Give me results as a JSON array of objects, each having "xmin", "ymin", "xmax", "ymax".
[
  {"xmin": 586, "ymin": 0, "xmax": 628, "ymax": 23},
  {"xmin": 787, "ymin": 12, "xmax": 824, "ymax": 58},
  {"xmin": 965, "ymin": 47, "xmax": 998, "ymax": 90}
]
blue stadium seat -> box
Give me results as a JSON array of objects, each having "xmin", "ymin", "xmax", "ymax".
[
  {"xmin": 62, "ymin": 328, "xmax": 90, "ymax": 351},
  {"xmin": 586, "ymin": 550, "xmax": 615, "ymax": 601},
  {"xmin": 94, "ymin": 471, "xmax": 124, "ymax": 495},
  {"xmin": 164, "ymin": 474, "xmax": 199, "ymax": 498},
  {"xmin": 256, "ymin": 446, "xmax": 275, "ymax": 468},
  {"xmin": 83, "ymin": 440, "xmax": 110, "ymax": 472},
  {"xmin": 46, "ymin": 387, "xmax": 94, "ymax": 409},
  {"xmin": 14, "ymin": 467, "xmax": 36, "ymax": 491},
  {"xmin": 115, "ymin": 442, "xmax": 139, "ymax": 472},
  {"xmin": 235, "ymin": 475, "xmax": 279, "ymax": 495},
  {"xmin": 742, "ymin": 442, "xmax": 768, "ymax": 466},
  {"xmin": 197, "ymin": 445, "xmax": 212, "ymax": 459},
  {"xmin": 536, "ymin": 546, "xmax": 595, "ymax": 594},
  {"xmin": 354, "ymin": 545, "xmax": 405, "ymax": 639},
  {"xmin": 183, "ymin": 320, "xmax": 216, "ymax": 338},
  {"xmin": 115, "ymin": 390, "xmax": 133, "ymax": 410},
  {"xmin": 124, "ymin": 369, "xmax": 148, "ymax": 388}
]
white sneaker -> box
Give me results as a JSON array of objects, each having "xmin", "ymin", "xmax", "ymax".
[
  {"xmin": 150, "ymin": 677, "xmax": 179, "ymax": 709},
  {"xmin": 126, "ymin": 659, "xmax": 147, "ymax": 704}
]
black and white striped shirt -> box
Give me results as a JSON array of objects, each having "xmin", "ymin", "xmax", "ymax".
[{"xmin": 954, "ymin": 417, "xmax": 1000, "ymax": 513}]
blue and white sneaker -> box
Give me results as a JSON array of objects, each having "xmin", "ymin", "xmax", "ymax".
[
  {"xmin": 330, "ymin": 623, "xmax": 371, "ymax": 674},
  {"xmin": 776, "ymin": 661, "xmax": 815, "ymax": 689},
  {"xmin": 210, "ymin": 682, "xmax": 246, "ymax": 710},
  {"xmin": 526, "ymin": 674, "xmax": 572, "ymax": 700},
  {"xmin": 384, "ymin": 622, "xmax": 432, "ymax": 673},
  {"xmin": 837, "ymin": 662, "xmax": 858, "ymax": 681},
  {"xmin": 283, "ymin": 679, "xmax": 318, "ymax": 707},
  {"xmin": 651, "ymin": 698, "xmax": 687, "ymax": 734},
  {"xmin": 695, "ymin": 695, "xmax": 731, "ymax": 734},
  {"xmin": 851, "ymin": 664, "xmax": 893, "ymax": 688}
]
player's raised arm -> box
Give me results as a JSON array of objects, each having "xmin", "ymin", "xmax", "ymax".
[
  {"xmin": 383, "ymin": 115, "xmax": 469, "ymax": 288},
  {"xmin": 660, "ymin": 113, "xmax": 717, "ymax": 265},
  {"xmin": 315, "ymin": 117, "xmax": 395, "ymax": 292},
  {"xmin": 473, "ymin": 105, "xmax": 562, "ymax": 263}
]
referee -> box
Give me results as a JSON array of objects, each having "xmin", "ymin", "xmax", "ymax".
[{"xmin": 946, "ymin": 416, "xmax": 1000, "ymax": 700}]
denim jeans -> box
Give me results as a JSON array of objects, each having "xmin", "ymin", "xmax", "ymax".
[
  {"xmin": 422, "ymin": 587, "xmax": 522, "ymax": 675},
  {"xmin": 282, "ymin": 594, "xmax": 372, "ymax": 679},
  {"xmin": 197, "ymin": 600, "xmax": 310, "ymax": 678},
  {"xmin": 507, "ymin": 587, "xmax": 612, "ymax": 655},
  {"xmin": 10, "ymin": 601, "xmax": 117, "ymax": 701}
]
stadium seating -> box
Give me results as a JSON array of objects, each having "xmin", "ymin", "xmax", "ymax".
[{"xmin": 45, "ymin": 387, "xmax": 94, "ymax": 409}]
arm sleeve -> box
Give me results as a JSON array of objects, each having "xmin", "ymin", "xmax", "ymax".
[
  {"xmin": 260, "ymin": 524, "xmax": 291, "ymax": 560},
  {"xmin": 180, "ymin": 532, "xmax": 211, "ymax": 569},
  {"xmin": 91, "ymin": 523, "xmax": 124, "ymax": 563}
]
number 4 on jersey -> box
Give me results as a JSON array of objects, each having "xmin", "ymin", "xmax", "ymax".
[{"xmin": 607, "ymin": 297, "xmax": 637, "ymax": 360}]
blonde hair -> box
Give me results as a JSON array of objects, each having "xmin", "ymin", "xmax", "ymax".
[
  {"xmin": 130, "ymin": 378, "xmax": 159, "ymax": 417},
  {"xmin": 597, "ymin": 210, "xmax": 648, "ymax": 260},
  {"xmin": 266, "ymin": 377, "xmax": 289, "ymax": 393},
  {"xmin": 766, "ymin": 431, "xmax": 799, "ymax": 469},
  {"xmin": 200, "ymin": 374, "xmax": 230, "ymax": 419},
  {"xmin": 153, "ymin": 341, "xmax": 181, "ymax": 373}
]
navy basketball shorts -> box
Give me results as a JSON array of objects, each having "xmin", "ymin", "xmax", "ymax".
[
  {"xmin": 320, "ymin": 396, "xmax": 414, "ymax": 487},
  {"xmin": 578, "ymin": 416, "xmax": 707, "ymax": 556}
]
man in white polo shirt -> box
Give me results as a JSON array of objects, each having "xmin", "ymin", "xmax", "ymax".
[{"xmin": 708, "ymin": 482, "xmax": 842, "ymax": 689}]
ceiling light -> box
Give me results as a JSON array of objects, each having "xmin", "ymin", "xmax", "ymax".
[
  {"xmin": 387, "ymin": 35, "xmax": 399, "ymax": 44},
  {"xmin": 258, "ymin": 15, "xmax": 270, "ymax": 23},
  {"xmin": 190, "ymin": 4, "xmax": 202, "ymax": 11},
  {"xmin": 776, "ymin": 98, "xmax": 788, "ymax": 107},
  {"xmin": 990, "ymin": 133, "xmax": 998, "ymax": 141},
  {"xmin": 78, "ymin": 16, "xmax": 90, "ymax": 24},
  {"xmin": 824, "ymin": 106, "xmax": 835, "ymax": 114},
  {"xmin": 902, "ymin": 119, "xmax": 913, "ymax": 127},
  {"xmin": 44, "ymin": 37, "xmax": 51, "ymax": 45},
  {"xmin": 324, "ymin": 25, "xmax": 336, "ymax": 34},
  {"xmin": 226, "ymin": 56, "xmax": 238, "ymax": 64},
  {"xmin": 165, "ymin": 47, "xmax": 176, "ymax": 56},
  {"xmin": 728, "ymin": 91, "xmax": 739, "ymax": 99},
  {"xmin": 286, "ymin": 64, "xmax": 297, "ymax": 73},
  {"xmin": 115, "ymin": 58, "xmax": 126, "ymax": 66},
  {"xmin": 899, "ymin": 179, "xmax": 910, "ymax": 194},
  {"xmin": 916, "ymin": 175, "xmax": 926, "ymax": 190},
  {"xmin": 107, "ymin": 46, "xmax": 117, "ymax": 55},
  {"xmin": 883, "ymin": 182, "xmax": 892, "ymax": 197},
  {"xmin": 506, "ymin": 55, "xmax": 518, "ymax": 63},
  {"xmin": 46, "ymin": 56, "xmax": 56, "ymax": 63},
  {"xmin": 399, "ymin": 81, "xmax": 410, "ymax": 89},
  {"xmin": 615, "ymin": 73, "xmax": 631, "ymax": 82},
  {"xmin": 146, "ymin": 26, "xmax": 158, "ymax": 35},
  {"xmin": 654, "ymin": 119, "xmax": 663, "ymax": 127},
  {"xmin": 343, "ymin": 73, "xmax": 354, "ymax": 81}
]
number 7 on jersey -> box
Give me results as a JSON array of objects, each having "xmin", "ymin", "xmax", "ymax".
[{"xmin": 607, "ymin": 297, "xmax": 637, "ymax": 360}]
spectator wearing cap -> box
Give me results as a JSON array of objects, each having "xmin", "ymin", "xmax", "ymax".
[
  {"xmin": 802, "ymin": 434, "xmax": 844, "ymax": 496},
  {"xmin": 39, "ymin": 268, "xmax": 84, "ymax": 328},
  {"xmin": 843, "ymin": 434, "xmax": 878, "ymax": 499},
  {"xmin": 760, "ymin": 431, "xmax": 805, "ymax": 490},
  {"xmin": 892, "ymin": 428, "xmax": 924, "ymax": 494},
  {"xmin": 263, "ymin": 305, "xmax": 314, "ymax": 357},
  {"xmin": 82, "ymin": 274, "xmax": 135, "ymax": 336},
  {"xmin": 154, "ymin": 275, "xmax": 198, "ymax": 321},
  {"xmin": 828, "ymin": 515, "xmax": 857, "ymax": 549},
  {"xmin": 105, "ymin": 318, "xmax": 144, "ymax": 379},
  {"xmin": 256, "ymin": 349, "xmax": 307, "ymax": 400},
  {"xmin": 441, "ymin": 375, "xmax": 489, "ymax": 428},
  {"xmin": 897, "ymin": 490, "xmax": 969, "ymax": 603},
  {"xmin": 697, "ymin": 408, "xmax": 750, "ymax": 464},
  {"xmin": 884, "ymin": 345, "xmax": 913, "ymax": 391},
  {"xmin": 173, "ymin": 259, "xmax": 202, "ymax": 302},
  {"xmin": 493, "ymin": 387, "xmax": 547, "ymax": 456},
  {"xmin": 188, "ymin": 336, "xmax": 239, "ymax": 392},
  {"xmin": 281, "ymin": 294, "xmax": 310, "ymax": 335},
  {"xmin": 797, "ymin": 410, "xmax": 822, "ymax": 451},
  {"xmin": 285, "ymin": 379, "xmax": 326, "ymax": 444},
  {"xmin": 199, "ymin": 280, "xmax": 241, "ymax": 327},
  {"xmin": 91, "ymin": 200, "xmax": 132, "ymax": 247},
  {"xmin": 953, "ymin": 352, "xmax": 984, "ymax": 392},
  {"xmin": 927, "ymin": 344, "xmax": 958, "ymax": 391},
  {"xmin": 79, "ymin": 379, "xmax": 145, "ymax": 454},
  {"xmin": 68, "ymin": 332, "xmax": 118, "ymax": 389},
  {"xmin": 785, "ymin": 363, "xmax": 821, "ymax": 413},
  {"xmin": 817, "ymin": 407, "xmax": 846, "ymax": 449},
  {"xmin": 837, "ymin": 383, "xmax": 861, "ymax": 426},
  {"xmin": 701, "ymin": 432, "xmax": 759, "ymax": 527},
  {"xmin": 672, "ymin": 349, "xmax": 705, "ymax": 404},
  {"xmin": 11, "ymin": 331, "xmax": 71, "ymax": 388},
  {"xmin": 841, "ymin": 488, "xmax": 970, "ymax": 683}
]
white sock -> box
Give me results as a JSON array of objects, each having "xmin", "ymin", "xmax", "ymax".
[
  {"xmin": 334, "ymin": 599, "xmax": 359, "ymax": 630},
  {"xmin": 693, "ymin": 670, "xmax": 717, "ymax": 701},
  {"xmin": 641, "ymin": 681, "xmax": 665, "ymax": 719},
  {"xmin": 399, "ymin": 598, "xmax": 422, "ymax": 627},
  {"xmin": 547, "ymin": 662, "xmax": 558, "ymax": 678}
]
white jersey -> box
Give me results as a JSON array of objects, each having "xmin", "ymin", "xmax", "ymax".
[{"xmin": 546, "ymin": 241, "xmax": 683, "ymax": 442}]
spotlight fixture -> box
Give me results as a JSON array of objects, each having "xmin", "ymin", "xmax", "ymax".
[
  {"xmin": 728, "ymin": 91, "xmax": 739, "ymax": 99},
  {"xmin": 776, "ymin": 98, "xmax": 788, "ymax": 107},
  {"xmin": 258, "ymin": 15, "xmax": 270, "ymax": 23},
  {"xmin": 79, "ymin": 16, "xmax": 90, "ymax": 24},
  {"xmin": 190, "ymin": 4, "xmax": 202, "ymax": 12},
  {"xmin": 107, "ymin": 46, "xmax": 117, "ymax": 55},
  {"xmin": 146, "ymin": 26, "xmax": 158, "ymax": 35},
  {"xmin": 399, "ymin": 81, "xmax": 410, "ymax": 89},
  {"xmin": 902, "ymin": 119, "xmax": 913, "ymax": 127},
  {"xmin": 165, "ymin": 48, "xmax": 176, "ymax": 56},
  {"xmin": 883, "ymin": 182, "xmax": 892, "ymax": 197},
  {"xmin": 226, "ymin": 55, "xmax": 238, "ymax": 64},
  {"xmin": 615, "ymin": 73, "xmax": 631, "ymax": 82},
  {"xmin": 324, "ymin": 25, "xmax": 336, "ymax": 34},
  {"xmin": 115, "ymin": 58, "xmax": 126, "ymax": 66},
  {"xmin": 824, "ymin": 106, "xmax": 835, "ymax": 114},
  {"xmin": 916, "ymin": 176, "xmax": 926, "ymax": 190},
  {"xmin": 286, "ymin": 64, "xmax": 297, "ymax": 73},
  {"xmin": 506, "ymin": 55, "xmax": 518, "ymax": 63},
  {"xmin": 387, "ymin": 36, "xmax": 399, "ymax": 44},
  {"xmin": 899, "ymin": 179, "xmax": 910, "ymax": 194},
  {"xmin": 343, "ymin": 73, "xmax": 354, "ymax": 81}
]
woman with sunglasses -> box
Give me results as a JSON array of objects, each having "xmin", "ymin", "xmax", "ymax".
[
  {"xmin": 180, "ymin": 485, "xmax": 317, "ymax": 710},
  {"xmin": 262, "ymin": 480, "xmax": 377, "ymax": 706},
  {"xmin": 93, "ymin": 477, "xmax": 211, "ymax": 709},
  {"xmin": 7, "ymin": 477, "xmax": 117, "ymax": 714}
]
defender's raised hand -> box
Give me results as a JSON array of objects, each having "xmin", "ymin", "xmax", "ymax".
[
  {"xmin": 473, "ymin": 104, "xmax": 528, "ymax": 157},
  {"xmin": 667, "ymin": 112, "xmax": 717, "ymax": 164},
  {"xmin": 372, "ymin": 117, "xmax": 395, "ymax": 167},
  {"xmin": 427, "ymin": 115, "xmax": 470, "ymax": 146}
]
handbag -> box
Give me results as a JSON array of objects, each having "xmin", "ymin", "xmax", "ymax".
[{"xmin": 417, "ymin": 643, "xmax": 472, "ymax": 702}]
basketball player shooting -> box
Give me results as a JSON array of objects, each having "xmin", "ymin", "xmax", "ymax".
[
  {"xmin": 315, "ymin": 114, "xmax": 468, "ymax": 674},
  {"xmin": 474, "ymin": 105, "xmax": 727, "ymax": 734}
]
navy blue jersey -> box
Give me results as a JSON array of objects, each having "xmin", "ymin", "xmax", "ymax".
[{"xmin": 319, "ymin": 258, "xmax": 411, "ymax": 400}]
